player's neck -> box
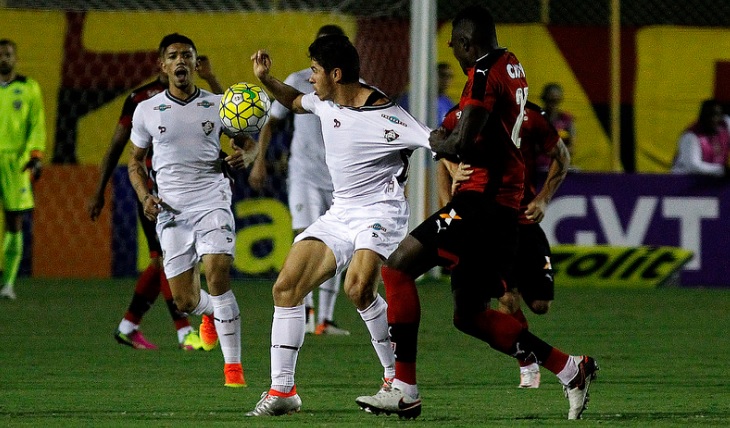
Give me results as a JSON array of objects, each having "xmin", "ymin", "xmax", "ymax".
[
  {"xmin": 334, "ymin": 83, "xmax": 380, "ymax": 107},
  {"xmin": 168, "ymin": 84, "xmax": 197, "ymax": 100}
]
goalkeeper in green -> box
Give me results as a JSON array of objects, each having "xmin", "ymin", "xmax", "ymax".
[{"xmin": 0, "ymin": 39, "xmax": 46, "ymax": 300}]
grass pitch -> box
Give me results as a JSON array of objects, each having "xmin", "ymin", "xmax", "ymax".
[{"xmin": 1, "ymin": 277, "xmax": 729, "ymax": 427}]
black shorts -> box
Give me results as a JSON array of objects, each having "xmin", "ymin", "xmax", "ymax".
[
  {"xmin": 508, "ymin": 222, "xmax": 554, "ymax": 302},
  {"xmin": 410, "ymin": 191, "xmax": 519, "ymax": 308},
  {"xmin": 136, "ymin": 200, "xmax": 162, "ymax": 257}
]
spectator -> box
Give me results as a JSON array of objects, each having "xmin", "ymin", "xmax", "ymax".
[
  {"xmin": 398, "ymin": 62, "xmax": 456, "ymax": 125},
  {"xmin": 671, "ymin": 99, "xmax": 730, "ymax": 177},
  {"xmin": 538, "ymin": 83, "xmax": 575, "ymax": 170}
]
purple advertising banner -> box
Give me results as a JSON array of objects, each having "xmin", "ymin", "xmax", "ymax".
[{"xmin": 542, "ymin": 173, "xmax": 730, "ymax": 287}]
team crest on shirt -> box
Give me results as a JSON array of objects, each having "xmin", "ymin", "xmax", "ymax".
[
  {"xmin": 197, "ymin": 100, "xmax": 215, "ymax": 108},
  {"xmin": 202, "ymin": 120, "xmax": 214, "ymax": 135},
  {"xmin": 384, "ymin": 129, "xmax": 399, "ymax": 142},
  {"xmin": 154, "ymin": 104, "xmax": 172, "ymax": 111}
]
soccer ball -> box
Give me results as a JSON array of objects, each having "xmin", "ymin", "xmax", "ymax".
[{"xmin": 219, "ymin": 82, "xmax": 271, "ymax": 134}]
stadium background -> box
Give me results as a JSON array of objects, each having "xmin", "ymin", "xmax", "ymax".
[{"xmin": 1, "ymin": 0, "xmax": 729, "ymax": 284}]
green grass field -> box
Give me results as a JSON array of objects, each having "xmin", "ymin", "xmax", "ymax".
[{"xmin": 1, "ymin": 278, "xmax": 729, "ymax": 427}]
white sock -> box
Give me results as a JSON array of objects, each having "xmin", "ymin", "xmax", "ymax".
[
  {"xmin": 210, "ymin": 290, "xmax": 241, "ymax": 364},
  {"xmin": 177, "ymin": 325, "xmax": 193, "ymax": 343},
  {"xmin": 118, "ymin": 319, "xmax": 138, "ymax": 335},
  {"xmin": 520, "ymin": 362, "xmax": 540, "ymax": 373},
  {"xmin": 357, "ymin": 294, "xmax": 395, "ymax": 379},
  {"xmin": 271, "ymin": 305, "xmax": 305, "ymax": 393},
  {"xmin": 318, "ymin": 273, "xmax": 341, "ymax": 324},
  {"xmin": 192, "ymin": 289, "xmax": 214, "ymax": 316},
  {"xmin": 392, "ymin": 378, "xmax": 419, "ymax": 398},
  {"xmin": 557, "ymin": 355, "xmax": 580, "ymax": 385}
]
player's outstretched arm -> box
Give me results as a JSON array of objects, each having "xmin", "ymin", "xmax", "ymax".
[
  {"xmin": 251, "ymin": 50, "xmax": 306, "ymax": 113},
  {"xmin": 88, "ymin": 124, "xmax": 131, "ymax": 221},
  {"xmin": 430, "ymin": 104, "xmax": 488, "ymax": 157},
  {"xmin": 197, "ymin": 55, "xmax": 224, "ymax": 94},
  {"xmin": 525, "ymin": 138, "xmax": 570, "ymax": 223}
]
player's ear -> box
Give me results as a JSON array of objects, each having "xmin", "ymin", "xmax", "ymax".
[{"xmin": 331, "ymin": 67, "xmax": 342, "ymax": 83}]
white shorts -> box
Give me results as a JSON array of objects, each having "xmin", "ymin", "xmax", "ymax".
[
  {"xmin": 287, "ymin": 179, "xmax": 333, "ymax": 230},
  {"xmin": 156, "ymin": 208, "xmax": 236, "ymax": 278},
  {"xmin": 294, "ymin": 199, "xmax": 410, "ymax": 274}
]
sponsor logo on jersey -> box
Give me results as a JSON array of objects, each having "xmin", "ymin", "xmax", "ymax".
[
  {"xmin": 507, "ymin": 63, "xmax": 526, "ymax": 79},
  {"xmin": 334, "ymin": 118, "xmax": 341, "ymax": 128},
  {"xmin": 158, "ymin": 126, "xmax": 166, "ymax": 134},
  {"xmin": 381, "ymin": 114, "xmax": 408, "ymax": 127},
  {"xmin": 439, "ymin": 209, "xmax": 461, "ymax": 225},
  {"xmin": 221, "ymin": 224, "xmax": 232, "ymax": 232},
  {"xmin": 202, "ymin": 120, "xmax": 214, "ymax": 135},
  {"xmin": 197, "ymin": 100, "xmax": 215, "ymax": 108},
  {"xmin": 154, "ymin": 104, "xmax": 172, "ymax": 111},
  {"xmin": 369, "ymin": 223, "xmax": 387, "ymax": 232},
  {"xmin": 475, "ymin": 68, "xmax": 487, "ymax": 75},
  {"xmin": 384, "ymin": 129, "xmax": 399, "ymax": 142}
]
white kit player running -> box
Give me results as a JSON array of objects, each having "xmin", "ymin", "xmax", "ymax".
[
  {"xmin": 249, "ymin": 25, "xmax": 351, "ymax": 336},
  {"xmin": 128, "ymin": 33, "xmax": 257, "ymax": 387},
  {"xmin": 246, "ymin": 35, "xmax": 431, "ymax": 417}
]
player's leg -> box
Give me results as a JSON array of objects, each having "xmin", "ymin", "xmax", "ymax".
[
  {"xmin": 246, "ymin": 238, "xmax": 334, "ymax": 417},
  {"xmin": 451, "ymin": 208, "xmax": 596, "ymax": 420},
  {"xmin": 113, "ymin": 204, "xmax": 163, "ymax": 349},
  {"xmin": 0, "ymin": 156, "xmax": 33, "ymax": 300},
  {"xmin": 315, "ymin": 271, "xmax": 349, "ymax": 335},
  {"xmin": 0, "ymin": 210, "xmax": 24, "ymax": 300}
]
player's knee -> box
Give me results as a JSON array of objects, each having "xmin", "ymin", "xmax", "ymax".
[
  {"xmin": 173, "ymin": 293, "xmax": 198, "ymax": 313},
  {"xmin": 528, "ymin": 299, "xmax": 551, "ymax": 315},
  {"xmin": 343, "ymin": 278, "xmax": 376, "ymax": 309}
]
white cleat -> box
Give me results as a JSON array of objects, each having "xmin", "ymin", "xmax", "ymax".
[
  {"xmin": 245, "ymin": 391, "xmax": 302, "ymax": 417},
  {"xmin": 518, "ymin": 364, "xmax": 541, "ymax": 388},
  {"xmin": 355, "ymin": 381, "xmax": 421, "ymax": 420},
  {"xmin": 0, "ymin": 285, "xmax": 16, "ymax": 300},
  {"xmin": 564, "ymin": 355, "xmax": 599, "ymax": 420}
]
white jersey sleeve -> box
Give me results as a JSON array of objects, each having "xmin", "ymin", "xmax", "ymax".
[{"xmin": 130, "ymin": 104, "xmax": 152, "ymax": 149}]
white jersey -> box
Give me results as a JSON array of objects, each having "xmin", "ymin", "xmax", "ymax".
[
  {"xmin": 300, "ymin": 90, "xmax": 431, "ymax": 206},
  {"xmin": 130, "ymin": 88, "xmax": 232, "ymax": 213},
  {"xmin": 271, "ymin": 68, "xmax": 332, "ymax": 191}
]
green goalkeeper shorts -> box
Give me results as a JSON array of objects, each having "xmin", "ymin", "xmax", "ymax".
[{"xmin": 0, "ymin": 153, "xmax": 35, "ymax": 212}]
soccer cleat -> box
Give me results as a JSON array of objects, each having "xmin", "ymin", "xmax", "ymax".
[
  {"xmin": 245, "ymin": 389, "xmax": 302, "ymax": 416},
  {"xmin": 199, "ymin": 314, "xmax": 219, "ymax": 351},
  {"xmin": 564, "ymin": 355, "xmax": 599, "ymax": 420},
  {"xmin": 224, "ymin": 362, "xmax": 247, "ymax": 387},
  {"xmin": 305, "ymin": 307, "xmax": 315, "ymax": 334},
  {"xmin": 519, "ymin": 364, "xmax": 541, "ymax": 388},
  {"xmin": 114, "ymin": 330, "xmax": 158, "ymax": 350},
  {"xmin": 179, "ymin": 329, "xmax": 204, "ymax": 351},
  {"xmin": 355, "ymin": 381, "xmax": 421, "ymax": 419},
  {"xmin": 0, "ymin": 285, "xmax": 16, "ymax": 300},
  {"xmin": 315, "ymin": 320, "xmax": 351, "ymax": 336}
]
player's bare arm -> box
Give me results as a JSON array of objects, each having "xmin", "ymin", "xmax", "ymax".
[
  {"xmin": 525, "ymin": 138, "xmax": 570, "ymax": 223},
  {"xmin": 226, "ymin": 133, "xmax": 259, "ymax": 169},
  {"xmin": 88, "ymin": 123, "xmax": 132, "ymax": 221},
  {"xmin": 251, "ymin": 49, "xmax": 306, "ymax": 113},
  {"xmin": 127, "ymin": 145, "xmax": 161, "ymax": 221},
  {"xmin": 430, "ymin": 104, "xmax": 489, "ymax": 157},
  {"xmin": 196, "ymin": 55, "xmax": 224, "ymax": 94},
  {"xmin": 248, "ymin": 116, "xmax": 281, "ymax": 192}
]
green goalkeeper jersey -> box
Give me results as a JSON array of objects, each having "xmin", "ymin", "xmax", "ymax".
[{"xmin": 0, "ymin": 74, "xmax": 46, "ymax": 156}]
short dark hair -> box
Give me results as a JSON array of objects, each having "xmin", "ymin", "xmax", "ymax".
[
  {"xmin": 452, "ymin": 5, "xmax": 496, "ymax": 47},
  {"xmin": 541, "ymin": 83, "xmax": 564, "ymax": 101},
  {"xmin": 317, "ymin": 24, "xmax": 345, "ymax": 38},
  {"xmin": 698, "ymin": 99, "xmax": 721, "ymax": 122},
  {"xmin": 308, "ymin": 34, "xmax": 359, "ymax": 84},
  {"xmin": 0, "ymin": 39, "xmax": 17, "ymax": 50},
  {"xmin": 158, "ymin": 33, "xmax": 196, "ymax": 57}
]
